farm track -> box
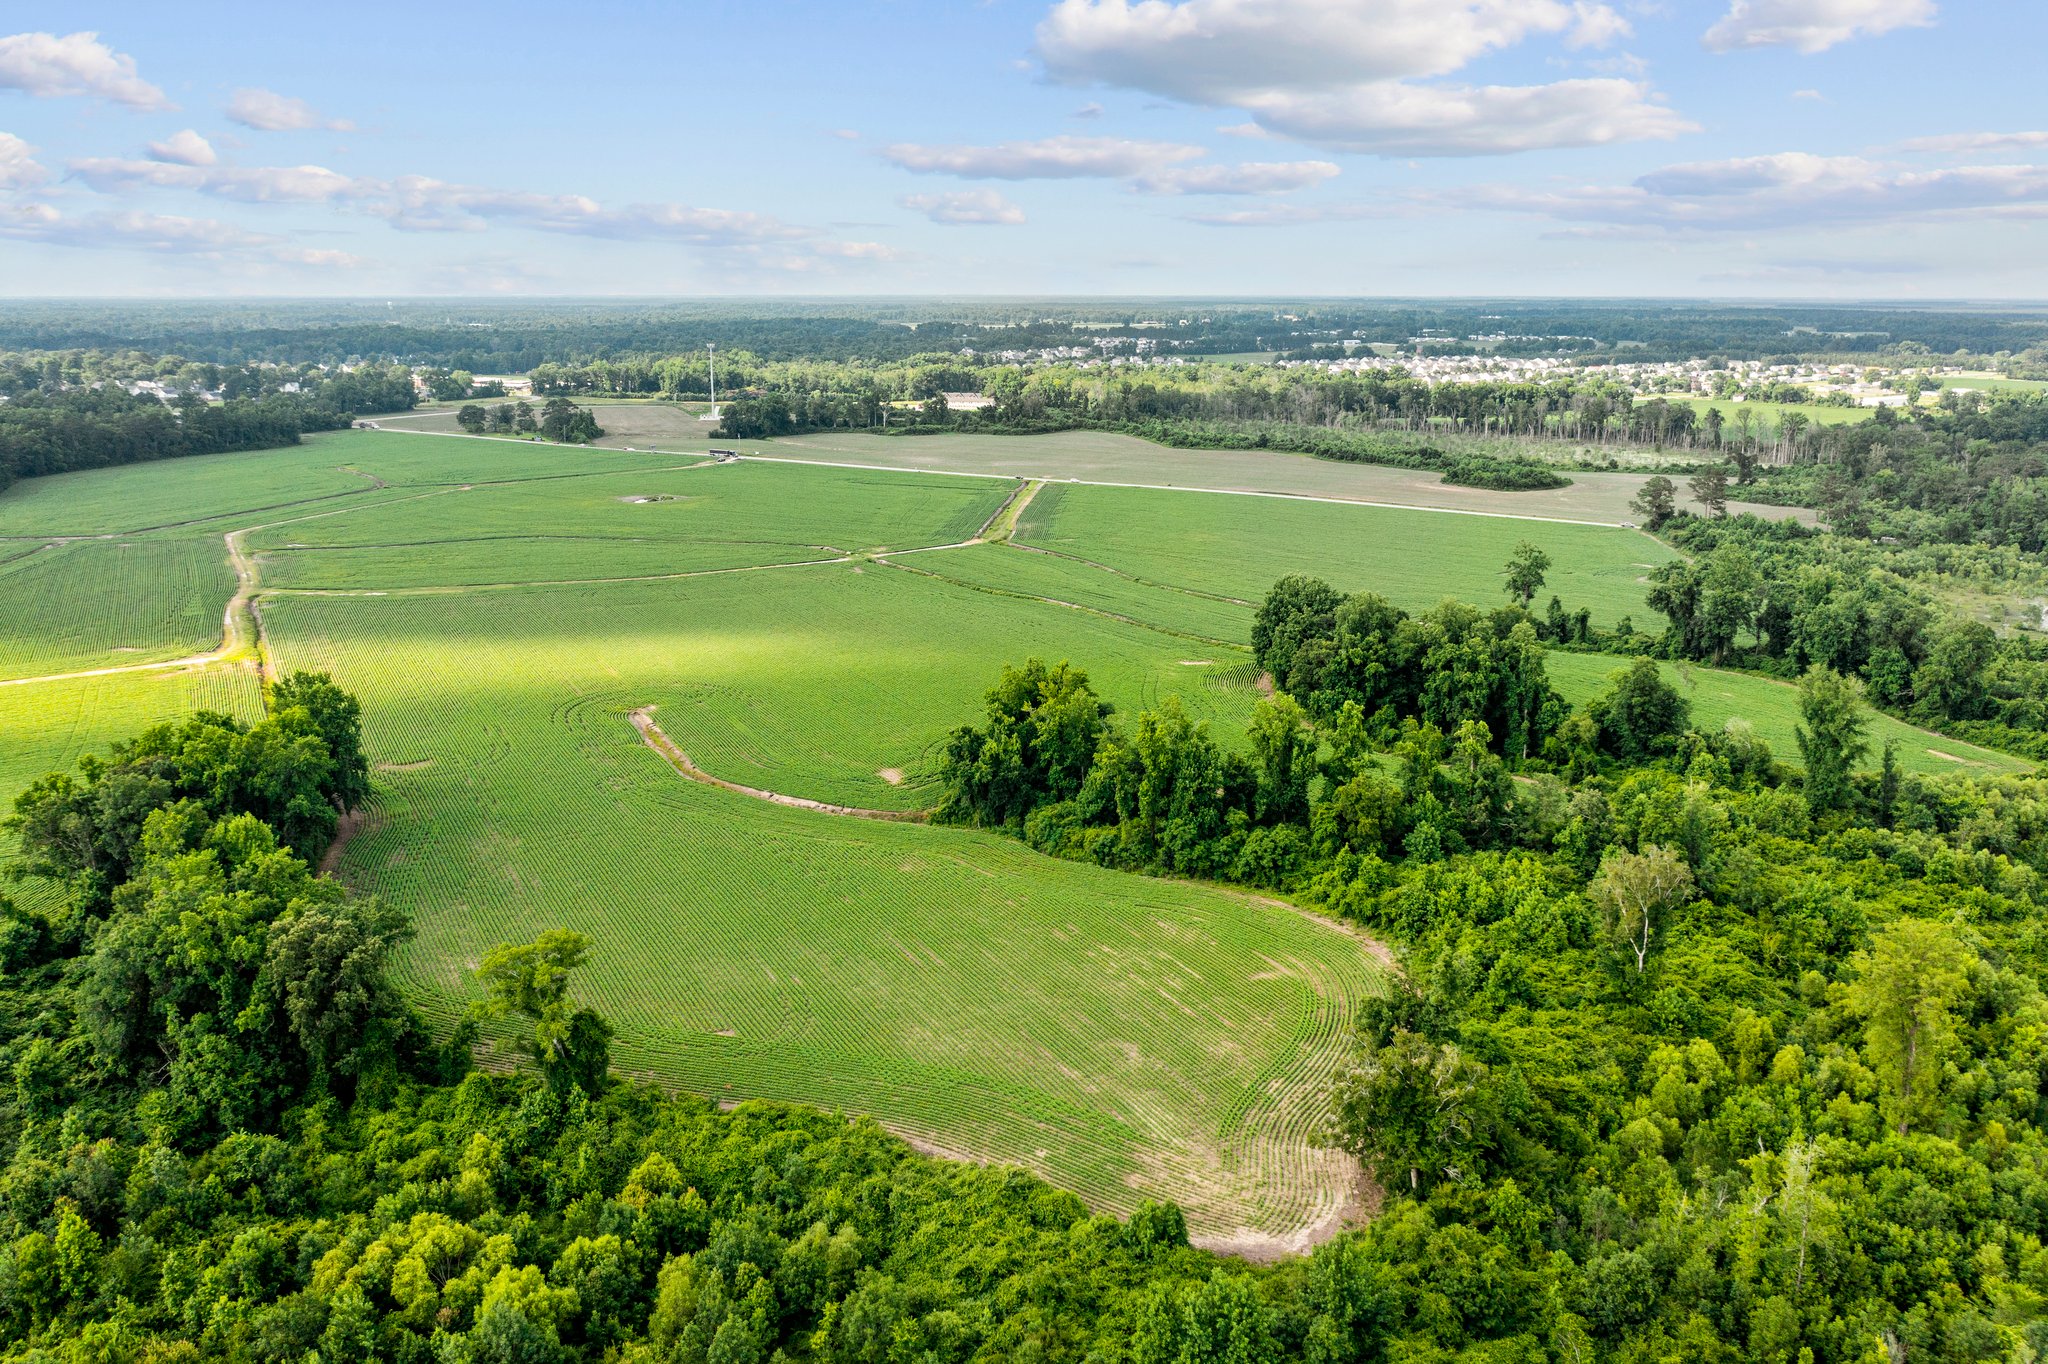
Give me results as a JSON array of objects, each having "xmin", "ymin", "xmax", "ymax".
[{"xmin": 630, "ymin": 708, "xmax": 930, "ymax": 822}]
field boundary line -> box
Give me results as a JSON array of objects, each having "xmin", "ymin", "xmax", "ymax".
[{"xmin": 629, "ymin": 708, "xmax": 929, "ymax": 822}]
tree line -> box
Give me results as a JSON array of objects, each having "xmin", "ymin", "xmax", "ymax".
[
  {"xmin": 0, "ymin": 360, "xmax": 416, "ymax": 492},
  {"xmin": 456, "ymin": 398, "xmax": 605, "ymax": 444}
]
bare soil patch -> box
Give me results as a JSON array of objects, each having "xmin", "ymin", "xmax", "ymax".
[
  {"xmin": 318, "ymin": 808, "xmax": 382, "ymax": 880},
  {"xmin": 631, "ymin": 707, "xmax": 928, "ymax": 822}
]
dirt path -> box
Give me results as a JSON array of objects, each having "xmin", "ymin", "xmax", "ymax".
[
  {"xmin": 630, "ymin": 708, "xmax": 929, "ymax": 822},
  {"xmin": 0, "ymin": 521, "xmax": 265, "ymax": 689}
]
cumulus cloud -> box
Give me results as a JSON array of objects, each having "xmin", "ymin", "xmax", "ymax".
[
  {"xmin": 883, "ymin": 135, "xmax": 1204, "ymax": 179},
  {"xmin": 1131, "ymin": 159, "xmax": 1339, "ymax": 194},
  {"xmin": 901, "ymin": 189, "xmax": 1027, "ymax": 224},
  {"xmin": 0, "ymin": 133, "xmax": 46, "ymax": 189},
  {"xmin": 1451, "ymin": 150, "xmax": 2048, "ymax": 232},
  {"xmin": 1703, "ymin": 0, "xmax": 1935, "ymax": 53},
  {"xmin": 1033, "ymin": 0, "xmax": 1681, "ymax": 156},
  {"xmin": 226, "ymin": 87, "xmax": 354, "ymax": 132},
  {"xmin": 0, "ymin": 31, "xmax": 169, "ymax": 109},
  {"xmin": 1244, "ymin": 78, "xmax": 1691, "ymax": 156},
  {"xmin": 145, "ymin": 130, "xmax": 218, "ymax": 167}
]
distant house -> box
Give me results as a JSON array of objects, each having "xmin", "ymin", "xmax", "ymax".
[{"xmin": 939, "ymin": 391, "xmax": 994, "ymax": 411}]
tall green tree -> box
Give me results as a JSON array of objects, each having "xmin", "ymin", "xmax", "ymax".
[
  {"xmin": 1587, "ymin": 844, "xmax": 1694, "ymax": 975},
  {"xmin": 1330, "ymin": 1029, "xmax": 1492, "ymax": 1193},
  {"xmin": 1794, "ymin": 666, "xmax": 1870, "ymax": 812},
  {"xmin": 475, "ymin": 930, "xmax": 614, "ymax": 1094},
  {"xmin": 1502, "ymin": 542, "xmax": 1551, "ymax": 608},
  {"xmin": 1845, "ymin": 918, "xmax": 1974, "ymax": 1136},
  {"xmin": 1629, "ymin": 476, "xmax": 1677, "ymax": 528},
  {"xmin": 1687, "ymin": 463, "xmax": 1731, "ymax": 517}
]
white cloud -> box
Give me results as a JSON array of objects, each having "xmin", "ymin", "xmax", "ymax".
[
  {"xmin": 1074, "ymin": 102, "xmax": 1105, "ymax": 118},
  {"xmin": 1243, "ymin": 79, "xmax": 1693, "ymax": 157},
  {"xmin": 1899, "ymin": 130, "xmax": 2048, "ymax": 155},
  {"xmin": 901, "ymin": 189, "xmax": 1027, "ymax": 224},
  {"xmin": 145, "ymin": 130, "xmax": 218, "ymax": 167},
  {"xmin": 1452, "ymin": 150, "xmax": 2048, "ymax": 232},
  {"xmin": 1184, "ymin": 201, "xmax": 1392, "ymax": 225},
  {"xmin": 59, "ymin": 153, "xmax": 888, "ymax": 265},
  {"xmin": 0, "ymin": 31, "xmax": 169, "ymax": 110},
  {"xmin": 1132, "ymin": 159, "xmax": 1339, "ymax": 194},
  {"xmin": 225, "ymin": 87, "xmax": 353, "ymax": 132},
  {"xmin": 810, "ymin": 240, "xmax": 907, "ymax": 260},
  {"xmin": 0, "ymin": 133, "xmax": 46, "ymax": 189},
  {"xmin": 1791, "ymin": 88, "xmax": 1826, "ymax": 100},
  {"xmin": 1566, "ymin": 1, "xmax": 1634, "ymax": 48},
  {"xmin": 0, "ymin": 202, "xmax": 365, "ymax": 267},
  {"xmin": 70, "ymin": 157, "xmax": 360, "ymax": 203},
  {"xmin": 1038, "ymin": 0, "xmax": 1600, "ymax": 97},
  {"xmin": 1703, "ymin": 0, "xmax": 1935, "ymax": 53},
  {"xmin": 1033, "ymin": 0, "xmax": 1675, "ymax": 155},
  {"xmin": 883, "ymin": 135, "xmax": 1204, "ymax": 179}
]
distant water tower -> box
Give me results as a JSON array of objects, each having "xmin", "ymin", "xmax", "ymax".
[{"xmin": 699, "ymin": 342, "xmax": 721, "ymax": 422}]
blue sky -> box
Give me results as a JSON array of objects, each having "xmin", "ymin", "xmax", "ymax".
[{"xmin": 0, "ymin": 0, "xmax": 2041, "ymax": 298}]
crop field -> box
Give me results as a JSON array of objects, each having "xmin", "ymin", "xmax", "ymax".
[
  {"xmin": 891, "ymin": 542, "xmax": 1258, "ymax": 645},
  {"xmin": 245, "ymin": 461, "xmax": 1006, "ymax": 591},
  {"xmin": 0, "ymin": 538, "xmax": 233, "ymax": 680},
  {"xmin": 1545, "ymin": 652, "xmax": 2030, "ymax": 777},
  {"xmin": 8, "ymin": 421, "xmax": 2030, "ymax": 1246},
  {"xmin": 0, "ymin": 445, "xmax": 378, "ymax": 538},
  {"xmin": 262, "ymin": 570, "xmax": 1380, "ymax": 1244},
  {"xmin": 757, "ymin": 429, "xmax": 1806, "ymax": 524},
  {"xmin": 1013, "ymin": 481, "xmax": 1677, "ymax": 630}
]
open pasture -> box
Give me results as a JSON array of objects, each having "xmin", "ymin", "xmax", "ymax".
[
  {"xmin": 1013, "ymin": 481, "xmax": 1676, "ymax": 630},
  {"xmin": 1545, "ymin": 652, "xmax": 2030, "ymax": 778},
  {"xmin": 263, "ymin": 567, "xmax": 1380, "ymax": 1244}
]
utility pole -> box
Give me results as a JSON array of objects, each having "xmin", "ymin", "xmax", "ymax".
[{"xmin": 707, "ymin": 342, "xmax": 717, "ymax": 410}]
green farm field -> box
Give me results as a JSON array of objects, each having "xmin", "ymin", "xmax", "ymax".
[
  {"xmin": 383, "ymin": 407, "xmax": 1807, "ymax": 523},
  {"xmin": 262, "ymin": 568, "xmax": 1377, "ymax": 1245},
  {"xmin": 1545, "ymin": 652, "xmax": 2030, "ymax": 778},
  {"xmin": 0, "ymin": 538, "xmax": 233, "ymax": 680},
  {"xmin": 0, "ymin": 423, "xmax": 2030, "ymax": 1247},
  {"xmin": 1013, "ymin": 481, "xmax": 1676, "ymax": 630}
]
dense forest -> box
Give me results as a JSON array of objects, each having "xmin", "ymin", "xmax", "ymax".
[
  {"xmin": 0, "ymin": 359, "xmax": 415, "ymax": 491},
  {"xmin": 4, "ymin": 300, "xmax": 2047, "ymax": 370}
]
